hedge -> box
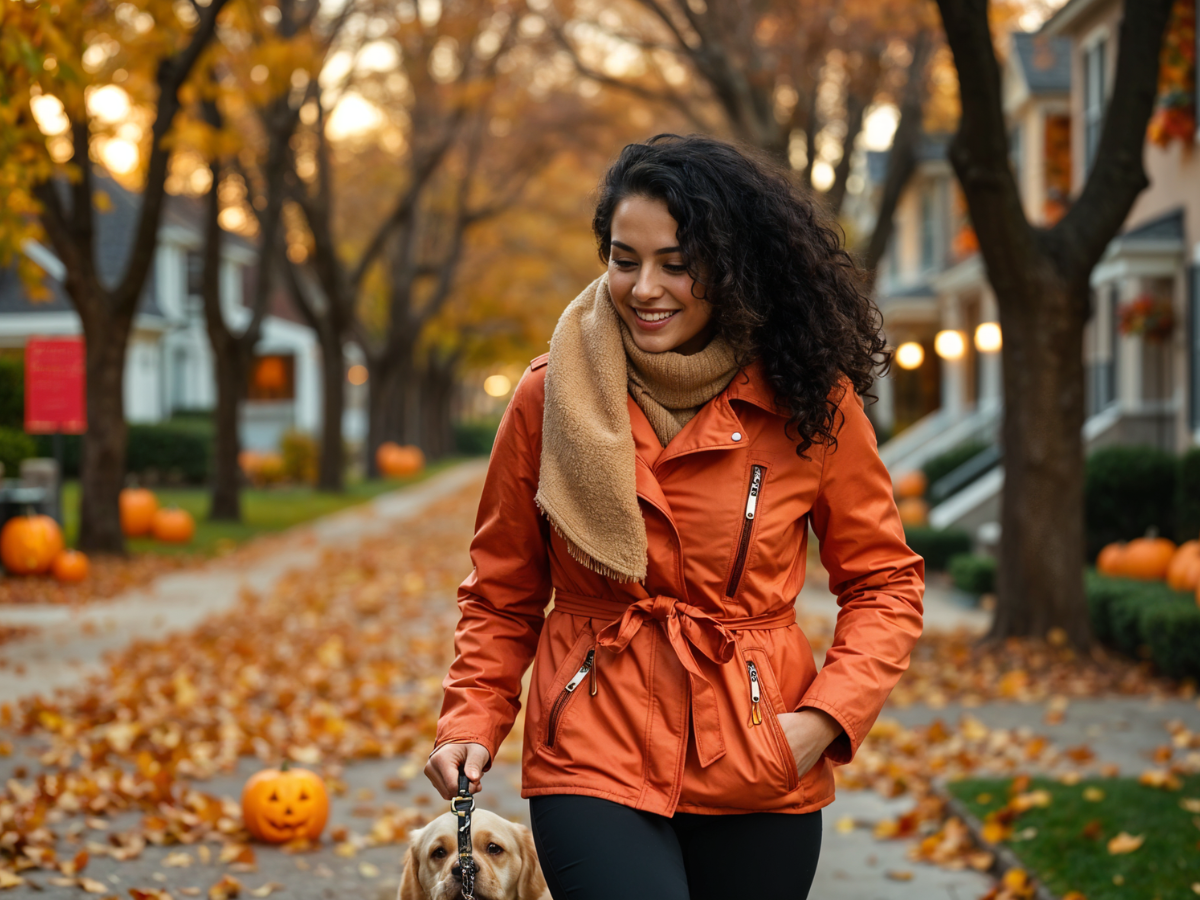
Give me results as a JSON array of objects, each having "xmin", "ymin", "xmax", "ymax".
[
  {"xmin": 1085, "ymin": 571, "xmax": 1198, "ymax": 676},
  {"xmin": 922, "ymin": 440, "xmax": 990, "ymax": 489},
  {"xmin": 125, "ymin": 422, "xmax": 212, "ymax": 484},
  {"xmin": 454, "ymin": 418, "xmax": 501, "ymax": 456},
  {"xmin": 0, "ymin": 427, "xmax": 37, "ymax": 478},
  {"xmin": 904, "ymin": 526, "xmax": 971, "ymax": 571},
  {"xmin": 1084, "ymin": 445, "xmax": 1176, "ymax": 560},
  {"xmin": 948, "ymin": 553, "xmax": 996, "ymax": 594},
  {"xmin": 1178, "ymin": 447, "xmax": 1200, "ymax": 543}
]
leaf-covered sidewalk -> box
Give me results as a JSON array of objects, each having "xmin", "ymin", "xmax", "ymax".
[{"xmin": 0, "ymin": 461, "xmax": 1193, "ymax": 899}]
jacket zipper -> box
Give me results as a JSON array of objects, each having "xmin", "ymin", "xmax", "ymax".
[
  {"xmin": 546, "ymin": 648, "xmax": 595, "ymax": 748},
  {"xmin": 725, "ymin": 465, "xmax": 765, "ymax": 597},
  {"xmin": 746, "ymin": 657, "xmax": 800, "ymax": 791}
]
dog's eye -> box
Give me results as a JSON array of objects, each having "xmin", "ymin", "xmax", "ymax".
[
  {"xmin": 431, "ymin": 847, "xmax": 448, "ymax": 860},
  {"xmin": 487, "ymin": 843, "xmax": 504, "ymax": 855}
]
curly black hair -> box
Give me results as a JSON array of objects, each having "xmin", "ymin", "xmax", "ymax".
[{"xmin": 593, "ymin": 133, "xmax": 889, "ymax": 457}]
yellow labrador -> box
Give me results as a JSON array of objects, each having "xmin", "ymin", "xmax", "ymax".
[{"xmin": 398, "ymin": 809, "xmax": 551, "ymax": 900}]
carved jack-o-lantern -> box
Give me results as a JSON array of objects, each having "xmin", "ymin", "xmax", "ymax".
[{"xmin": 241, "ymin": 762, "xmax": 330, "ymax": 844}]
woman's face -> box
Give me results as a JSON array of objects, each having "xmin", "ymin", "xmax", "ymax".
[{"xmin": 607, "ymin": 195, "xmax": 715, "ymax": 356}]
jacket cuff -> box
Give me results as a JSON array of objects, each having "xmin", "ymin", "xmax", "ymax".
[{"xmin": 795, "ymin": 696, "xmax": 858, "ymax": 766}]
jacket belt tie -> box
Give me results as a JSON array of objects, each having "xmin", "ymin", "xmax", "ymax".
[{"xmin": 551, "ymin": 590, "xmax": 796, "ymax": 768}]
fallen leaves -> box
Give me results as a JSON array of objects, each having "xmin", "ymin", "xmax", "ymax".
[{"xmin": 1106, "ymin": 831, "xmax": 1145, "ymax": 855}]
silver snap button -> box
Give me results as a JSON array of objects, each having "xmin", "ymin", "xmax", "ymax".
[{"xmin": 731, "ymin": 432, "xmax": 742, "ymax": 442}]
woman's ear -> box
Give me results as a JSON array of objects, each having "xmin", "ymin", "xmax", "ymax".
[
  {"xmin": 397, "ymin": 831, "xmax": 425, "ymax": 900},
  {"xmin": 515, "ymin": 823, "xmax": 549, "ymax": 900}
]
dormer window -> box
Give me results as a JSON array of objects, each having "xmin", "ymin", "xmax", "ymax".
[
  {"xmin": 185, "ymin": 250, "xmax": 204, "ymax": 318},
  {"xmin": 1083, "ymin": 36, "xmax": 1108, "ymax": 172}
]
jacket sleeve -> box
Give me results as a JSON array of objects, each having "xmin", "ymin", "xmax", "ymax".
[
  {"xmin": 798, "ymin": 383, "xmax": 925, "ymax": 764},
  {"xmin": 433, "ymin": 367, "xmax": 552, "ymax": 765}
]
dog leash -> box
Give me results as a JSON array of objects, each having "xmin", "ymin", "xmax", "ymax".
[{"xmin": 452, "ymin": 767, "xmax": 477, "ymax": 900}]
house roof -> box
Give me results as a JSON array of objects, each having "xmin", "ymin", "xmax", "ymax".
[
  {"xmin": 1011, "ymin": 33, "xmax": 1072, "ymax": 95},
  {"xmin": 4, "ymin": 174, "xmax": 259, "ymax": 320},
  {"xmin": 1120, "ymin": 208, "xmax": 1185, "ymax": 243},
  {"xmin": 1041, "ymin": 0, "xmax": 1107, "ymax": 37},
  {"xmin": 866, "ymin": 134, "xmax": 951, "ymax": 186}
]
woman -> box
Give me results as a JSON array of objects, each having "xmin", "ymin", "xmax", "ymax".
[{"xmin": 424, "ymin": 134, "xmax": 924, "ymax": 900}]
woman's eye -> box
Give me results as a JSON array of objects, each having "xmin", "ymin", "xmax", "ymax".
[
  {"xmin": 664, "ymin": 264, "xmax": 688, "ymax": 274},
  {"xmin": 612, "ymin": 258, "xmax": 637, "ymax": 269},
  {"xmin": 487, "ymin": 843, "xmax": 504, "ymax": 855},
  {"xmin": 431, "ymin": 847, "xmax": 447, "ymax": 859}
]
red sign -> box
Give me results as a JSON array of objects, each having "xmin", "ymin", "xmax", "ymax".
[{"xmin": 25, "ymin": 337, "xmax": 86, "ymax": 434}]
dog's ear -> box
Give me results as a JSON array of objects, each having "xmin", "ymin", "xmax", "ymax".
[
  {"xmin": 397, "ymin": 835, "xmax": 425, "ymax": 900},
  {"xmin": 515, "ymin": 823, "xmax": 550, "ymax": 900}
]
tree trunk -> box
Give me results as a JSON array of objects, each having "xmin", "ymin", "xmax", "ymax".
[
  {"xmin": 316, "ymin": 333, "xmax": 345, "ymax": 491},
  {"xmin": 364, "ymin": 356, "xmax": 399, "ymax": 477},
  {"xmin": 991, "ymin": 269, "xmax": 1090, "ymax": 646},
  {"xmin": 78, "ymin": 317, "xmax": 130, "ymax": 553},
  {"xmin": 210, "ymin": 352, "xmax": 248, "ymax": 521}
]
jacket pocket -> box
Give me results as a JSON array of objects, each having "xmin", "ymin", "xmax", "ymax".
[
  {"xmin": 726, "ymin": 464, "xmax": 766, "ymax": 598},
  {"xmin": 743, "ymin": 648, "xmax": 799, "ymax": 793},
  {"xmin": 544, "ymin": 647, "xmax": 596, "ymax": 749}
]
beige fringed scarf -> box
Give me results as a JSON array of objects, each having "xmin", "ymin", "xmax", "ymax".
[{"xmin": 534, "ymin": 274, "xmax": 739, "ymax": 583}]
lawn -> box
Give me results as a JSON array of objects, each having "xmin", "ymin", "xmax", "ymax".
[
  {"xmin": 58, "ymin": 459, "xmax": 460, "ymax": 557},
  {"xmin": 948, "ymin": 775, "xmax": 1200, "ymax": 900}
]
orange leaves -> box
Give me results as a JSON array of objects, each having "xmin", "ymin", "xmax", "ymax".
[{"xmin": 1106, "ymin": 831, "xmax": 1145, "ymax": 855}]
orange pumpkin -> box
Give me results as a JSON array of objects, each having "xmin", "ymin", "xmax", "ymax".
[
  {"xmin": 896, "ymin": 497, "xmax": 929, "ymax": 527},
  {"xmin": 152, "ymin": 508, "xmax": 195, "ymax": 544},
  {"xmin": 1120, "ymin": 537, "xmax": 1176, "ymax": 581},
  {"xmin": 241, "ymin": 762, "xmax": 329, "ymax": 844},
  {"xmin": 895, "ymin": 471, "xmax": 928, "ymax": 500},
  {"xmin": 1096, "ymin": 542, "xmax": 1126, "ymax": 576},
  {"xmin": 0, "ymin": 514, "xmax": 64, "ymax": 575},
  {"xmin": 119, "ymin": 488, "xmax": 159, "ymax": 537},
  {"xmin": 376, "ymin": 442, "xmax": 425, "ymax": 479},
  {"xmin": 1167, "ymin": 540, "xmax": 1200, "ymax": 591},
  {"xmin": 52, "ymin": 550, "xmax": 88, "ymax": 583}
]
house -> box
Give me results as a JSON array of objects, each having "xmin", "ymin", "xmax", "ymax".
[
  {"xmin": 1, "ymin": 178, "xmax": 328, "ymax": 451},
  {"xmin": 868, "ymin": 0, "xmax": 1200, "ymax": 539}
]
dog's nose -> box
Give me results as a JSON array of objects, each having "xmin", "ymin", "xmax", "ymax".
[{"xmin": 451, "ymin": 863, "xmax": 462, "ymax": 881}]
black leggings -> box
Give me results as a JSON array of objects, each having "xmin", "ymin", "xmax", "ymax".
[{"xmin": 529, "ymin": 795, "xmax": 822, "ymax": 900}]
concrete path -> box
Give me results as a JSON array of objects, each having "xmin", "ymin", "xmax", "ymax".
[{"xmin": 0, "ymin": 460, "xmax": 487, "ymax": 705}]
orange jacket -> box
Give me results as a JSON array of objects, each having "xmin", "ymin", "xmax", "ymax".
[{"xmin": 434, "ymin": 354, "xmax": 924, "ymax": 815}]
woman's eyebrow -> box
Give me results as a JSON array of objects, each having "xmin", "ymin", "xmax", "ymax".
[{"xmin": 611, "ymin": 240, "xmax": 682, "ymax": 255}]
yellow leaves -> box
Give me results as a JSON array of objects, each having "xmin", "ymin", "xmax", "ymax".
[
  {"xmin": 1138, "ymin": 769, "xmax": 1183, "ymax": 790},
  {"xmin": 834, "ymin": 816, "xmax": 856, "ymax": 834},
  {"xmin": 0, "ymin": 870, "xmax": 24, "ymax": 889},
  {"xmin": 1181, "ymin": 797, "xmax": 1200, "ymax": 813},
  {"xmin": 1083, "ymin": 786, "xmax": 1105, "ymax": 802},
  {"xmin": 1009, "ymin": 790, "xmax": 1052, "ymax": 812},
  {"xmin": 209, "ymin": 875, "xmax": 242, "ymax": 899},
  {"xmin": 248, "ymin": 884, "xmax": 285, "ymax": 897},
  {"xmin": 357, "ymin": 862, "xmax": 380, "ymax": 879},
  {"xmin": 1106, "ymin": 832, "xmax": 1145, "ymax": 855},
  {"xmin": 885, "ymin": 870, "xmax": 913, "ymax": 881},
  {"xmin": 997, "ymin": 669, "xmax": 1029, "ymax": 699}
]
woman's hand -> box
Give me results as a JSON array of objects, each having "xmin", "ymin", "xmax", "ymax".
[
  {"xmin": 776, "ymin": 708, "xmax": 842, "ymax": 779},
  {"xmin": 425, "ymin": 742, "xmax": 491, "ymax": 800}
]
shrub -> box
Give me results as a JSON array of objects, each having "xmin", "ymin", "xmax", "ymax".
[
  {"xmin": 948, "ymin": 553, "xmax": 997, "ymax": 594},
  {"xmin": 454, "ymin": 418, "xmax": 501, "ymax": 456},
  {"xmin": 280, "ymin": 430, "xmax": 318, "ymax": 484},
  {"xmin": 1085, "ymin": 571, "xmax": 1193, "ymax": 661},
  {"xmin": 126, "ymin": 423, "xmax": 211, "ymax": 484},
  {"xmin": 904, "ymin": 526, "xmax": 972, "ymax": 571},
  {"xmin": 33, "ymin": 434, "xmax": 82, "ymax": 478},
  {"xmin": 922, "ymin": 440, "xmax": 990, "ymax": 488},
  {"xmin": 0, "ymin": 427, "xmax": 38, "ymax": 478},
  {"xmin": 1142, "ymin": 603, "xmax": 1200, "ymax": 679},
  {"xmin": 1178, "ymin": 448, "xmax": 1200, "ymax": 542},
  {"xmin": 1085, "ymin": 445, "xmax": 1176, "ymax": 560}
]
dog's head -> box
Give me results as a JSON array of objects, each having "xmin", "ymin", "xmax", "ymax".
[{"xmin": 397, "ymin": 809, "xmax": 548, "ymax": 900}]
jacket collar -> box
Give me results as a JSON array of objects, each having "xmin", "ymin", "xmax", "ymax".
[{"xmin": 724, "ymin": 359, "xmax": 788, "ymax": 418}]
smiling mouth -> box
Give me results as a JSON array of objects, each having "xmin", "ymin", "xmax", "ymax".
[{"xmin": 634, "ymin": 309, "xmax": 678, "ymax": 322}]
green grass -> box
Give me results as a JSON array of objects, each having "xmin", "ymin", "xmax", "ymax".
[
  {"xmin": 948, "ymin": 775, "xmax": 1200, "ymax": 900},
  {"xmin": 59, "ymin": 459, "xmax": 460, "ymax": 556}
]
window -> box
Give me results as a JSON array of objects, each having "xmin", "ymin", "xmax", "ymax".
[
  {"xmin": 920, "ymin": 190, "xmax": 936, "ymax": 272},
  {"xmin": 185, "ymin": 251, "xmax": 205, "ymax": 318},
  {"xmin": 172, "ymin": 347, "xmax": 189, "ymax": 411},
  {"xmin": 1083, "ymin": 37, "xmax": 1108, "ymax": 172},
  {"xmin": 248, "ymin": 354, "xmax": 295, "ymax": 402}
]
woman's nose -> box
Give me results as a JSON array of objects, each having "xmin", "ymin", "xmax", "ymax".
[{"xmin": 633, "ymin": 268, "xmax": 662, "ymax": 302}]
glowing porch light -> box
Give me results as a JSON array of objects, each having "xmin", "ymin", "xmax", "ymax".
[
  {"xmin": 895, "ymin": 342, "xmax": 925, "ymax": 370},
  {"xmin": 974, "ymin": 322, "xmax": 1002, "ymax": 352},
  {"xmin": 934, "ymin": 330, "xmax": 966, "ymax": 361}
]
